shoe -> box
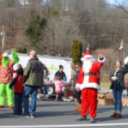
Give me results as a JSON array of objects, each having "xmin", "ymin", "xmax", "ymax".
[
  {"xmin": 110, "ymin": 112, "xmax": 117, "ymax": 117},
  {"xmin": 9, "ymin": 106, "xmax": 14, "ymax": 109},
  {"xmin": 90, "ymin": 117, "xmax": 96, "ymax": 123},
  {"xmin": 115, "ymin": 113, "xmax": 122, "ymax": 118},
  {"xmin": 78, "ymin": 103, "xmax": 81, "ymax": 112},
  {"xmin": 74, "ymin": 107, "xmax": 79, "ymax": 112},
  {"xmin": 25, "ymin": 115, "xmax": 30, "ymax": 118},
  {"xmin": 30, "ymin": 115, "xmax": 35, "ymax": 119},
  {"xmin": 74, "ymin": 102, "xmax": 79, "ymax": 112},
  {"xmin": 0, "ymin": 105, "xmax": 5, "ymax": 108},
  {"xmin": 23, "ymin": 114, "xmax": 30, "ymax": 118},
  {"xmin": 77, "ymin": 116, "xmax": 87, "ymax": 121}
]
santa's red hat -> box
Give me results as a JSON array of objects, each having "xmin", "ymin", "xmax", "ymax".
[{"xmin": 81, "ymin": 52, "xmax": 93, "ymax": 61}]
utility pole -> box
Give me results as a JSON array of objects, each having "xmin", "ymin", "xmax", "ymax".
[
  {"xmin": 1, "ymin": 26, "xmax": 6, "ymax": 53},
  {"xmin": 24, "ymin": 0, "xmax": 26, "ymax": 7}
]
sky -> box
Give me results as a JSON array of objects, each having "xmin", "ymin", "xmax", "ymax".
[
  {"xmin": 106, "ymin": 0, "xmax": 123, "ymax": 6},
  {"xmin": 106, "ymin": 0, "xmax": 118, "ymax": 5},
  {"xmin": 19, "ymin": 0, "xmax": 124, "ymax": 7},
  {"xmin": 20, "ymin": 0, "xmax": 46, "ymax": 5},
  {"xmin": 106, "ymin": 0, "xmax": 128, "ymax": 8}
]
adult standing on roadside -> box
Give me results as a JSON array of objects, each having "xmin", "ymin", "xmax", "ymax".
[
  {"xmin": 73, "ymin": 64, "xmax": 81, "ymax": 112},
  {"xmin": 23, "ymin": 50, "xmax": 45, "ymax": 118},
  {"xmin": 110, "ymin": 59, "xmax": 128, "ymax": 118},
  {"xmin": 55, "ymin": 65, "xmax": 67, "ymax": 81}
]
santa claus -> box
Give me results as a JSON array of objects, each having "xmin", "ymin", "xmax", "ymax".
[{"xmin": 76, "ymin": 52, "xmax": 105, "ymax": 123}]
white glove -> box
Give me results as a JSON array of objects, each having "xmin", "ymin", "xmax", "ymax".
[
  {"xmin": 124, "ymin": 56, "xmax": 128, "ymax": 65},
  {"xmin": 111, "ymin": 76, "xmax": 117, "ymax": 81}
]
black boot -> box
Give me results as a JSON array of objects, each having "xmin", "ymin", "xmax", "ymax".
[{"xmin": 77, "ymin": 116, "xmax": 87, "ymax": 121}]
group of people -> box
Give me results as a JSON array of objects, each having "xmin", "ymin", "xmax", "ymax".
[
  {"xmin": 0, "ymin": 49, "xmax": 48, "ymax": 118},
  {"xmin": 0, "ymin": 49, "xmax": 68, "ymax": 118},
  {"xmin": 54, "ymin": 65, "xmax": 66, "ymax": 101},
  {"xmin": 0, "ymin": 49, "xmax": 128, "ymax": 123},
  {"xmin": 73, "ymin": 52, "xmax": 128, "ymax": 123}
]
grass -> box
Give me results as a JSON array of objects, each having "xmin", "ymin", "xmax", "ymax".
[
  {"xmin": 100, "ymin": 73, "xmax": 128, "ymax": 90},
  {"xmin": 100, "ymin": 82, "xmax": 111, "ymax": 90}
]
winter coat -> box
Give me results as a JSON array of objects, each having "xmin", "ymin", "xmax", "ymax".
[
  {"xmin": 24, "ymin": 58, "xmax": 46, "ymax": 87},
  {"xmin": 73, "ymin": 72, "xmax": 80, "ymax": 88},
  {"xmin": 10, "ymin": 67, "xmax": 24, "ymax": 93},
  {"xmin": 55, "ymin": 71, "xmax": 67, "ymax": 81},
  {"xmin": 110, "ymin": 64, "xmax": 128, "ymax": 91},
  {"xmin": 54, "ymin": 80, "xmax": 64, "ymax": 92},
  {"xmin": 0, "ymin": 61, "xmax": 14, "ymax": 83}
]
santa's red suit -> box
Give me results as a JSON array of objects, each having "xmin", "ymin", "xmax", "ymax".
[{"xmin": 76, "ymin": 52, "xmax": 105, "ymax": 118}]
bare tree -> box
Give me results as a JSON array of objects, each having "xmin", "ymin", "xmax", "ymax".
[{"xmin": 42, "ymin": 14, "xmax": 82, "ymax": 56}]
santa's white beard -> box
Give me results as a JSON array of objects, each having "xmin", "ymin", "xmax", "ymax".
[{"xmin": 83, "ymin": 59, "xmax": 94, "ymax": 73}]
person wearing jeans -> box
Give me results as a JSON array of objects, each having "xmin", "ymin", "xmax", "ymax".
[
  {"xmin": 23, "ymin": 50, "xmax": 46, "ymax": 118},
  {"xmin": 113, "ymin": 88, "xmax": 122, "ymax": 113},
  {"xmin": 110, "ymin": 59, "xmax": 128, "ymax": 118},
  {"xmin": 23, "ymin": 86, "xmax": 38, "ymax": 116}
]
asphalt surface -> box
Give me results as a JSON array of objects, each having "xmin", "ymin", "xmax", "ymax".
[{"xmin": 0, "ymin": 100, "xmax": 128, "ymax": 128}]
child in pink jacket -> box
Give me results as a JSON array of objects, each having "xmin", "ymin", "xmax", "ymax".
[{"xmin": 55, "ymin": 76, "xmax": 64, "ymax": 101}]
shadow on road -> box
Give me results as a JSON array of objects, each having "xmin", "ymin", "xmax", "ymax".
[
  {"xmin": 97, "ymin": 114, "xmax": 128, "ymax": 122},
  {"xmin": 37, "ymin": 102, "xmax": 74, "ymax": 108},
  {"xmin": 0, "ymin": 112, "xmax": 22, "ymax": 119},
  {"xmin": 36, "ymin": 110, "xmax": 79, "ymax": 118},
  {"xmin": 97, "ymin": 106, "xmax": 114, "ymax": 113}
]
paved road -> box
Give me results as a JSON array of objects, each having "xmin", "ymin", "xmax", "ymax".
[{"xmin": 0, "ymin": 101, "xmax": 128, "ymax": 128}]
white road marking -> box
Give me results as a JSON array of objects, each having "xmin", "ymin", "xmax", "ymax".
[{"xmin": 1, "ymin": 123, "xmax": 128, "ymax": 128}]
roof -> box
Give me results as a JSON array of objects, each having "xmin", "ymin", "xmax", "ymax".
[{"xmin": 17, "ymin": 53, "xmax": 72, "ymax": 61}]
